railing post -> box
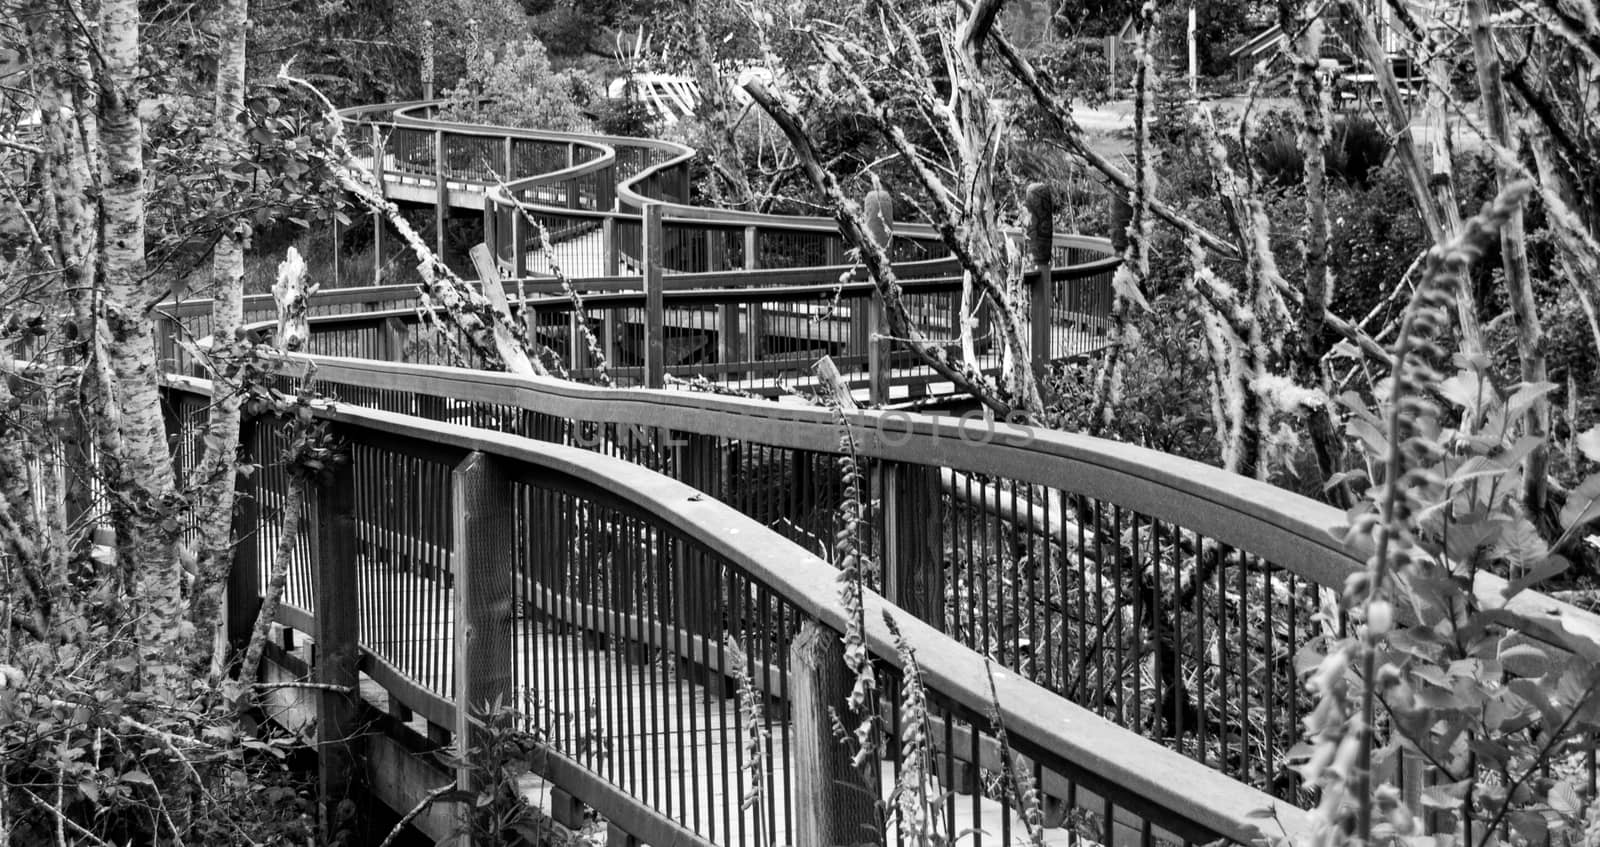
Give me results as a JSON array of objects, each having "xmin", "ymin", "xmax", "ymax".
[
  {"xmin": 311, "ymin": 452, "xmax": 361, "ymax": 843},
  {"xmin": 642, "ymin": 203, "xmax": 665, "ymax": 388},
  {"xmin": 791, "ymin": 619, "xmax": 878, "ymax": 846},
  {"xmin": 675, "ymin": 432, "xmax": 726, "ymax": 692},
  {"xmin": 482, "ymin": 197, "xmax": 497, "ymax": 263},
  {"xmin": 602, "ymin": 215, "xmax": 619, "ymax": 276},
  {"xmin": 742, "ymin": 225, "xmax": 762, "ymax": 371},
  {"xmin": 434, "ymin": 129, "xmax": 448, "ymax": 261},
  {"xmin": 226, "ymin": 414, "xmax": 262, "ymax": 656},
  {"xmin": 717, "ymin": 225, "xmax": 755, "ymax": 375},
  {"xmin": 511, "ymin": 209, "xmax": 528, "ymax": 281},
  {"xmin": 451, "ymin": 452, "xmax": 515, "ymax": 794},
  {"xmin": 880, "ymin": 461, "xmax": 944, "ymax": 627},
  {"xmin": 381, "ymin": 317, "xmax": 407, "ymax": 363},
  {"xmin": 1025, "ymin": 182, "xmax": 1055, "ymax": 378},
  {"xmin": 864, "ymin": 184, "xmax": 894, "ymax": 407},
  {"xmin": 503, "ymin": 136, "xmax": 513, "ymax": 181},
  {"xmin": 372, "ymin": 123, "xmax": 386, "ymax": 288},
  {"xmin": 568, "ymin": 311, "xmax": 588, "ymax": 373}
]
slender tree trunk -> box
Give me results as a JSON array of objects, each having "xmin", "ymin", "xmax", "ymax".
[
  {"xmin": 1336, "ymin": 0, "xmax": 1485, "ymax": 354},
  {"xmin": 190, "ymin": 0, "xmax": 251, "ymax": 672},
  {"xmin": 1468, "ymin": 0, "xmax": 1550, "ymax": 519},
  {"xmin": 1281, "ymin": 2, "xmax": 1350, "ymax": 502},
  {"xmin": 98, "ymin": 0, "xmax": 186, "ymax": 693},
  {"xmin": 237, "ymin": 478, "xmax": 306, "ymax": 690},
  {"xmin": 1091, "ymin": 1, "xmax": 1156, "ymax": 434}
]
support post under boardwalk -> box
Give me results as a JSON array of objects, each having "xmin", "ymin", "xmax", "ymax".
[
  {"xmin": 642, "ymin": 203, "xmax": 665, "ymax": 388},
  {"xmin": 311, "ymin": 455, "xmax": 362, "ymax": 842},
  {"xmin": 790, "ymin": 620, "xmax": 879, "ymax": 847},
  {"xmin": 452, "ymin": 452, "xmax": 515, "ymax": 791}
]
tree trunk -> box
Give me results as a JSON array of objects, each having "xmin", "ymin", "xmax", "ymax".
[
  {"xmin": 1468, "ymin": 0, "xmax": 1550, "ymax": 520},
  {"xmin": 190, "ymin": 0, "xmax": 251, "ymax": 674},
  {"xmin": 98, "ymin": 0, "xmax": 186, "ymax": 693}
]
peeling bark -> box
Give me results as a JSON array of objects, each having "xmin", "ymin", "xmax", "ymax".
[
  {"xmin": 188, "ymin": 0, "xmax": 251, "ymax": 673},
  {"xmin": 1469, "ymin": 0, "xmax": 1550, "ymax": 519},
  {"xmin": 98, "ymin": 0, "xmax": 186, "ymax": 691}
]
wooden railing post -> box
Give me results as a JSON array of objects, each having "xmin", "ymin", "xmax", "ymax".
[
  {"xmin": 451, "ymin": 452, "xmax": 515, "ymax": 792},
  {"xmin": 511, "ymin": 209, "xmax": 528, "ymax": 281},
  {"xmin": 482, "ymin": 197, "xmax": 497, "ymax": 264},
  {"xmin": 503, "ymin": 136, "xmax": 513, "ymax": 181},
  {"xmin": 864, "ymin": 185, "xmax": 894, "ymax": 407},
  {"xmin": 642, "ymin": 203, "xmax": 665, "ymax": 388},
  {"xmin": 717, "ymin": 225, "xmax": 756, "ymax": 374},
  {"xmin": 381, "ymin": 317, "xmax": 407, "ymax": 363},
  {"xmin": 867, "ymin": 295, "xmax": 888, "ymax": 408},
  {"xmin": 311, "ymin": 453, "xmax": 361, "ymax": 843},
  {"xmin": 1025, "ymin": 182, "xmax": 1055, "ymax": 377},
  {"xmin": 742, "ymin": 225, "xmax": 763, "ymax": 370},
  {"xmin": 434, "ymin": 129, "xmax": 448, "ymax": 261},
  {"xmin": 372, "ymin": 123, "xmax": 386, "ymax": 288},
  {"xmin": 880, "ymin": 461, "xmax": 944, "ymax": 627},
  {"xmin": 568, "ymin": 312, "xmax": 588, "ymax": 372},
  {"xmin": 791, "ymin": 619, "xmax": 878, "ymax": 846},
  {"xmin": 226, "ymin": 415, "xmax": 262, "ymax": 656},
  {"xmin": 602, "ymin": 215, "xmax": 619, "ymax": 276}
]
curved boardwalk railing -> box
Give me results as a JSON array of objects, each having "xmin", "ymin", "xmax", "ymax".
[
  {"xmin": 148, "ymin": 99, "xmax": 1600, "ymax": 846},
  {"xmin": 162, "ymin": 371, "xmax": 1316, "ymax": 847}
]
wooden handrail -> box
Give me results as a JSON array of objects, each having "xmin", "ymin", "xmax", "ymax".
[
  {"xmin": 251, "ymin": 348, "xmax": 1600, "ymax": 664},
  {"xmin": 163, "ymin": 372, "xmax": 1312, "ymax": 844}
]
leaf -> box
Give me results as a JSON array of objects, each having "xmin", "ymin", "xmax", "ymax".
[
  {"xmin": 1497, "ymin": 635, "xmax": 1552, "ymax": 678},
  {"xmin": 1578, "ymin": 427, "xmax": 1600, "ymax": 464},
  {"xmin": 1347, "ymin": 418, "xmax": 1390, "ymax": 458},
  {"xmin": 1507, "ymin": 810, "xmax": 1549, "ymax": 843},
  {"xmin": 1556, "ymin": 473, "xmax": 1600, "ymax": 548},
  {"xmin": 121, "ymin": 770, "xmax": 154, "ymax": 786},
  {"xmin": 1491, "ymin": 518, "xmax": 1548, "ymax": 571},
  {"xmin": 1509, "ymin": 678, "xmax": 1569, "ymax": 728},
  {"xmin": 1439, "ymin": 371, "xmax": 1487, "ymax": 414},
  {"xmin": 1505, "ymin": 381, "xmax": 1558, "ymax": 424},
  {"xmin": 1548, "ymin": 781, "xmax": 1582, "ymax": 816},
  {"xmin": 1420, "ymin": 779, "xmax": 1473, "ymax": 809},
  {"xmin": 1503, "ymin": 554, "xmax": 1570, "ymax": 599}
]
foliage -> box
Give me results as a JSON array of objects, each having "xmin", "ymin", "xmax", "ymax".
[
  {"xmin": 1252, "ymin": 115, "xmax": 1390, "ymax": 190},
  {"xmin": 1045, "ymin": 297, "xmax": 1222, "ymax": 465},
  {"xmin": 592, "ymin": 75, "xmax": 658, "ymax": 138},
  {"xmin": 0, "ymin": 614, "xmax": 316, "ymax": 845},
  {"xmin": 1292, "ymin": 192, "xmax": 1600, "ymax": 845},
  {"xmin": 439, "ymin": 37, "xmax": 594, "ymax": 131},
  {"xmin": 433, "ymin": 699, "xmax": 570, "ymax": 846}
]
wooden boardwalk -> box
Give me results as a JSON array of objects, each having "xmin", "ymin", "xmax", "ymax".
[{"xmin": 341, "ymin": 558, "xmax": 1079, "ymax": 847}]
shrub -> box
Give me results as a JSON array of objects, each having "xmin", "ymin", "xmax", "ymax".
[{"xmin": 438, "ymin": 38, "xmax": 592, "ymax": 132}]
